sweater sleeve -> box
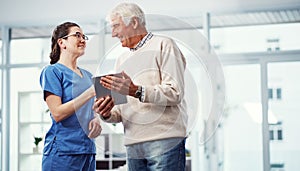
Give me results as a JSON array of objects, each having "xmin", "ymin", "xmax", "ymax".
[
  {"xmin": 100, "ymin": 106, "xmax": 122, "ymax": 123},
  {"xmin": 143, "ymin": 38, "xmax": 186, "ymax": 106}
]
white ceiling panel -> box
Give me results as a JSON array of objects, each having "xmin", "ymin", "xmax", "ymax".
[
  {"xmin": 1, "ymin": 0, "xmax": 300, "ymax": 26},
  {"xmin": 0, "ymin": 1, "xmax": 299, "ymax": 40}
]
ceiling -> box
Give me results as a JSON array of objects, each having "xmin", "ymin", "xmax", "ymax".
[{"xmin": 0, "ymin": 0, "xmax": 299, "ymax": 39}]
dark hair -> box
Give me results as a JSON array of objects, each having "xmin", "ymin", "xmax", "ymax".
[{"xmin": 49, "ymin": 22, "xmax": 80, "ymax": 64}]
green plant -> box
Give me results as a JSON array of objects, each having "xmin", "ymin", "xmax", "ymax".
[{"xmin": 34, "ymin": 137, "xmax": 43, "ymax": 147}]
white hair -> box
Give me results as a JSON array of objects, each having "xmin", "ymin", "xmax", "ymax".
[{"xmin": 107, "ymin": 2, "xmax": 146, "ymax": 26}]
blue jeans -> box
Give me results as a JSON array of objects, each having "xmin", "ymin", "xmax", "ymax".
[{"xmin": 127, "ymin": 138, "xmax": 186, "ymax": 171}]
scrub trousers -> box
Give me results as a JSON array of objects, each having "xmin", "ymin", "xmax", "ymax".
[{"xmin": 42, "ymin": 143, "xmax": 95, "ymax": 171}]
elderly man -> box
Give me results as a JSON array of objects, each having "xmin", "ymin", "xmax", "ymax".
[{"xmin": 94, "ymin": 2, "xmax": 188, "ymax": 171}]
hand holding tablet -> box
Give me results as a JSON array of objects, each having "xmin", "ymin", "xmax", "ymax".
[{"xmin": 92, "ymin": 72, "xmax": 127, "ymax": 105}]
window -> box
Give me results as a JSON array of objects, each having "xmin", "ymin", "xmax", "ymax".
[
  {"xmin": 270, "ymin": 163, "xmax": 285, "ymax": 171},
  {"xmin": 268, "ymin": 87, "xmax": 282, "ymax": 100},
  {"xmin": 211, "ymin": 23, "xmax": 300, "ymax": 53},
  {"xmin": 269, "ymin": 123, "xmax": 283, "ymax": 141},
  {"xmin": 268, "ymin": 62, "xmax": 300, "ymax": 171},
  {"xmin": 10, "ymin": 38, "xmax": 50, "ymax": 64},
  {"xmin": 277, "ymin": 129, "xmax": 283, "ymax": 140},
  {"xmin": 276, "ymin": 88, "xmax": 282, "ymax": 100},
  {"xmin": 269, "ymin": 130, "xmax": 274, "ymax": 140},
  {"xmin": 266, "ymin": 38, "xmax": 280, "ymax": 52},
  {"xmin": 269, "ymin": 128, "xmax": 283, "ymax": 141},
  {"xmin": 222, "ymin": 64, "xmax": 263, "ymax": 171},
  {"xmin": 268, "ymin": 88, "xmax": 273, "ymax": 99}
]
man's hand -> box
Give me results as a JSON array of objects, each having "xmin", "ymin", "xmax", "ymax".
[{"xmin": 100, "ymin": 71, "xmax": 138, "ymax": 97}]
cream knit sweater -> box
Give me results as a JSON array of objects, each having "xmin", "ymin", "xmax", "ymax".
[{"xmin": 106, "ymin": 34, "xmax": 188, "ymax": 145}]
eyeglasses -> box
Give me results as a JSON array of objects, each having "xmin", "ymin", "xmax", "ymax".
[{"xmin": 61, "ymin": 32, "xmax": 89, "ymax": 40}]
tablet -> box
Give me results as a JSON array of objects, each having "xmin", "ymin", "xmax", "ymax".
[{"xmin": 92, "ymin": 73, "xmax": 127, "ymax": 105}]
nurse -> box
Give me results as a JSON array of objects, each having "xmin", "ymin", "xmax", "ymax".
[{"xmin": 39, "ymin": 22, "xmax": 114, "ymax": 171}]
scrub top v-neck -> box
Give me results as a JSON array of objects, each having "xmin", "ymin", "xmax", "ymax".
[{"xmin": 40, "ymin": 63, "xmax": 96, "ymax": 155}]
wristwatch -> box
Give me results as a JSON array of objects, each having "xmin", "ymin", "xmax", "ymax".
[{"xmin": 135, "ymin": 86, "xmax": 142, "ymax": 99}]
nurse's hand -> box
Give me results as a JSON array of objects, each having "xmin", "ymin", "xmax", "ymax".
[
  {"xmin": 93, "ymin": 96, "xmax": 114, "ymax": 118},
  {"xmin": 88, "ymin": 115, "xmax": 102, "ymax": 138}
]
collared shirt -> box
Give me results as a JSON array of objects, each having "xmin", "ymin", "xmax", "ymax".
[{"xmin": 130, "ymin": 32, "xmax": 153, "ymax": 51}]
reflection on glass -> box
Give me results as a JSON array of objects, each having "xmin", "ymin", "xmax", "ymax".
[
  {"xmin": 268, "ymin": 62, "xmax": 300, "ymax": 171},
  {"xmin": 221, "ymin": 64, "xmax": 263, "ymax": 171}
]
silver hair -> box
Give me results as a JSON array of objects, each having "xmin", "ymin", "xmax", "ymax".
[{"xmin": 107, "ymin": 2, "xmax": 146, "ymax": 26}]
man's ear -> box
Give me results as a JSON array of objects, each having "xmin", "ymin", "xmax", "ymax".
[{"xmin": 132, "ymin": 17, "xmax": 139, "ymax": 29}]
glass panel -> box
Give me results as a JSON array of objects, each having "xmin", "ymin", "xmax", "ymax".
[
  {"xmin": 268, "ymin": 62, "xmax": 300, "ymax": 171},
  {"xmin": 10, "ymin": 67, "xmax": 45, "ymax": 171},
  {"xmin": 221, "ymin": 64, "xmax": 263, "ymax": 171},
  {"xmin": 79, "ymin": 63, "xmax": 102, "ymax": 77},
  {"xmin": 0, "ymin": 35, "xmax": 2, "ymax": 65},
  {"xmin": 0, "ymin": 27, "xmax": 2, "ymax": 170},
  {"xmin": 10, "ymin": 37, "xmax": 50, "ymax": 64},
  {"xmin": 0, "ymin": 69, "xmax": 2, "ymax": 170},
  {"xmin": 211, "ymin": 23, "xmax": 300, "ymax": 54}
]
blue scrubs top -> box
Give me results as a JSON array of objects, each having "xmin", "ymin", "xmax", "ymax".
[{"xmin": 40, "ymin": 63, "xmax": 96, "ymax": 155}]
